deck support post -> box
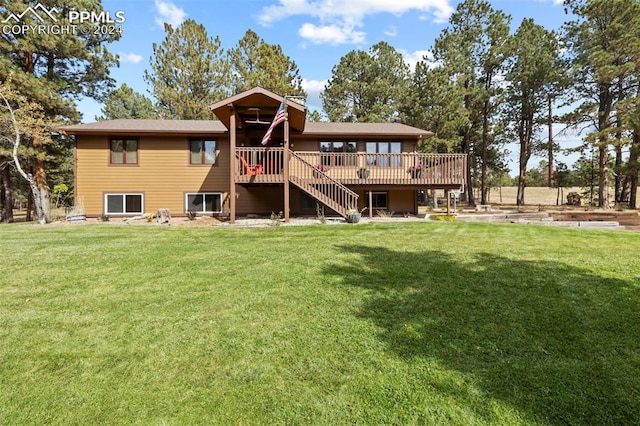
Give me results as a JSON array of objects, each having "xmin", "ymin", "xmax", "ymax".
[
  {"xmin": 229, "ymin": 105, "xmax": 236, "ymax": 224},
  {"xmin": 368, "ymin": 190, "xmax": 373, "ymax": 219},
  {"xmin": 283, "ymin": 97, "xmax": 290, "ymax": 223},
  {"xmin": 446, "ymin": 190, "xmax": 450, "ymax": 215}
]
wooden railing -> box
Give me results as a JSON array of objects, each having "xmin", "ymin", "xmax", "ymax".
[
  {"xmin": 289, "ymin": 151, "xmax": 358, "ymax": 217},
  {"xmin": 294, "ymin": 152, "xmax": 467, "ymax": 185},
  {"xmin": 234, "ymin": 148, "xmax": 467, "ymax": 187},
  {"xmin": 235, "ymin": 147, "xmax": 285, "ymax": 183}
]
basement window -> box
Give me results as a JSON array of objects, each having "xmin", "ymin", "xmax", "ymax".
[{"xmin": 105, "ymin": 193, "xmax": 143, "ymax": 214}]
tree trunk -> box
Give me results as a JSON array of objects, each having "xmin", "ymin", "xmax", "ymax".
[
  {"xmin": 628, "ymin": 130, "xmax": 639, "ymax": 209},
  {"xmin": 26, "ymin": 190, "xmax": 33, "ymax": 222},
  {"xmin": 1, "ymin": 164, "xmax": 14, "ymax": 223},
  {"xmin": 31, "ymin": 134, "xmax": 51, "ymax": 221},
  {"xmin": 517, "ymin": 174, "xmax": 526, "ymax": 206},
  {"xmin": 3, "ymin": 93, "xmax": 49, "ymax": 224},
  {"xmin": 614, "ymin": 143, "xmax": 624, "ymax": 203},
  {"xmin": 598, "ymin": 144, "xmax": 609, "ymax": 208},
  {"xmin": 480, "ymin": 99, "xmax": 490, "ymax": 205},
  {"xmin": 547, "ymin": 97, "xmax": 554, "ymax": 187}
]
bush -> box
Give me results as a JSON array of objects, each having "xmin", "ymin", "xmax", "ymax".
[{"xmin": 428, "ymin": 214, "xmax": 456, "ymax": 222}]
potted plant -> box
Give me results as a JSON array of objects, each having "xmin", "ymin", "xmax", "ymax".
[
  {"xmin": 407, "ymin": 163, "xmax": 425, "ymax": 178},
  {"xmin": 346, "ymin": 206, "xmax": 362, "ymax": 223},
  {"xmin": 357, "ymin": 167, "xmax": 369, "ymax": 179},
  {"xmin": 313, "ymin": 164, "xmax": 329, "ymax": 177}
]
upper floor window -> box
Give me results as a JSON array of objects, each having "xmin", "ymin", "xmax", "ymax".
[
  {"xmin": 366, "ymin": 141, "xmax": 402, "ymax": 167},
  {"xmin": 190, "ymin": 140, "xmax": 217, "ymax": 165},
  {"xmin": 110, "ymin": 139, "xmax": 138, "ymax": 164},
  {"xmin": 320, "ymin": 140, "xmax": 357, "ymax": 166}
]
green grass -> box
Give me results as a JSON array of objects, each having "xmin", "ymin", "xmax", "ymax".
[{"xmin": 1, "ymin": 222, "xmax": 639, "ymax": 425}]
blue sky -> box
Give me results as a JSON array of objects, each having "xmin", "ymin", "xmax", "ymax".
[{"xmin": 80, "ymin": 0, "xmax": 581, "ymax": 173}]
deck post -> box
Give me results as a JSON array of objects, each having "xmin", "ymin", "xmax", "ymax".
[
  {"xmin": 368, "ymin": 190, "xmax": 373, "ymax": 219},
  {"xmin": 283, "ymin": 97, "xmax": 290, "ymax": 223},
  {"xmin": 446, "ymin": 190, "xmax": 450, "ymax": 215},
  {"xmin": 229, "ymin": 105, "xmax": 236, "ymax": 224}
]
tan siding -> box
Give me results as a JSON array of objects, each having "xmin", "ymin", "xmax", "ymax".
[
  {"xmin": 389, "ymin": 190, "xmax": 417, "ymax": 213},
  {"xmin": 355, "ymin": 189, "xmax": 416, "ymax": 214},
  {"xmin": 76, "ymin": 135, "xmax": 230, "ymax": 216},
  {"xmin": 235, "ymin": 186, "xmax": 284, "ymax": 215}
]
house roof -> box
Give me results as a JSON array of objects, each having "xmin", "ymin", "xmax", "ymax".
[
  {"xmin": 62, "ymin": 87, "xmax": 434, "ymax": 139},
  {"xmin": 209, "ymin": 86, "xmax": 307, "ymax": 132},
  {"xmin": 61, "ymin": 119, "xmax": 227, "ymax": 135},
  {"xmin": 62, "ymin": 119, "xmax": 433, "ymax": 139}
]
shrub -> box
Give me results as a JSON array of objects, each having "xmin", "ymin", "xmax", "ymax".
[{"xmin": 428, "ymin": 214, "xmax": 456, "ymax": 222}]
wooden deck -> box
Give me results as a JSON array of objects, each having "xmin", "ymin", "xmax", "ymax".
[{"xmin": 235, "ymin": 148, "xmax": 466, "ymax": 188}]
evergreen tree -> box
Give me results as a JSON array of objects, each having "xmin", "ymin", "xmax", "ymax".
[
  {"xmin": 322, "ymin": 41, "xmax": 410, "ymax": 123},
  {"xmin": 403, "ymin": 64, "xmax": 468, "ymax": 153},
  {"xmin": 432, "ymin": 0, "xmax": 511, "ymax": 205},
  {"xmin": 563, "ymin": 0, "xmax": 640, "ymax": 208},
  {"xmin": 97, "ymin": 84, "xmax": 156, "ymax": 120},
  {"xmin": 0, "ymin": 0, "xmax": 120, "ymax": 222},
  {"xmin": 228, "ymin": 30, "xmax": 305, "ymax": 97},
  {"xmin": 144, "ymin": 19, "xmax": 230, "ymax": 120},
  {"xmin": 503, "ymin": 18, "xmax": 564, "ymax": 205}
]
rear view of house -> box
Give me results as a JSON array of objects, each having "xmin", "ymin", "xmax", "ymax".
[{"xmin": 63, "ymin": 87, "xmax": 466, "ymax": 222}]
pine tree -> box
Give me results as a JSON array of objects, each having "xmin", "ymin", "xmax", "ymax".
[
  {"xmin": 563, "ymin": 0, "xmax": 640, "ymax": 208},
  {"xmin": 97, "ymin": 84, "xmax": 156, "ymax": 120},
  {"xmin": 503, "ymin": 19, "xmax": 564, "ymax": 206},
  {"xmin": 228, "ymin": 29, "xmax": 305, "ymax": 97},
  {"xmin": 144, "ymin": 19, "xmax": 230, "ymax": 120},
  {"xmin": 322, "ymin": 41, "xmax": 410, "ymax": 123},
  {"xmin": 0, "ymin": 0, "xmax": 120, "ymax": 222},
  {"xmin": 432, "ymin": 0, "xmax": 511, "ymax": 205}
]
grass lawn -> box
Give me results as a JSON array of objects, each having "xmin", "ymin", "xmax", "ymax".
[{"xmin": 1, "ymin": 222, "xmax": 639, "ymax": 425}]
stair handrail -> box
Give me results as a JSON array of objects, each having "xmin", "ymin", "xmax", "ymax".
[{"xmin": 289, "ymin": 151, "xmax": 358, "ymax": 198}]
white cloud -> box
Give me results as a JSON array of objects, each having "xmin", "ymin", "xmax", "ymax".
[
  {"xmin": 301, "ymin": 78, "xmax": 326, "ymax": 110},
  {"xmin": 259, "ymin": 0, "xmax": 454, "ymax": 44},
  {"xmin": 298, "ymin": 23, "xmax": 366, "ymax": 45},
  {"xmin": 400, "ymin": 49, "xmax": 436, "ymax": 71},
  {"xmin": 120, "ymin": 52, "xmax": 143, "ymax": 64},
  {"xmin": 154, "ymin": 0, "xmax": 187, "ymax": 29},
  {"xmin": 384, "ymin": 25, "xmax": 397, "ymax": 37}
]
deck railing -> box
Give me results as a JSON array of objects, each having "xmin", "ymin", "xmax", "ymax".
[
  {"xmin": 235, "ymin": 148, "xmax": 466, "ymax": 187},
  {"xmin": 289, "ymin": 151, "xmax": 358, "ymax": 217}
]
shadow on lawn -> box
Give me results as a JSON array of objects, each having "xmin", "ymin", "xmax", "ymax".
[{"xmin": 326, "ymin": 245, "xmax": 640, "ymax": 425}]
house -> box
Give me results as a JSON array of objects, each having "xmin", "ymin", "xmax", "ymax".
[{"xmin": 62, "ymin": 87, "xmax": 466, "ymax": 223}]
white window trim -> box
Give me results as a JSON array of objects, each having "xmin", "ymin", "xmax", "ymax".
[
  {"xmin": 104, "ymin": 193, "xmax": 144, "ymax": 215},
  {"xmin": 185, "ymin": 192, "xmax": 223, "ymax": 214}
]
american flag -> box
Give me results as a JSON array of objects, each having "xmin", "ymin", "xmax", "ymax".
[{"xmin": 261, "ymin": 101, "xmax": 286, "ymax": 146}]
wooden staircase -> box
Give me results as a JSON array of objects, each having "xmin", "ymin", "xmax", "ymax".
[{"xmin": 289, "ymin": 151, "xmax": 358, "ymax": 218}]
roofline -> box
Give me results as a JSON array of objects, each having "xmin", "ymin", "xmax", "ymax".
[
  {"xmin": 298, "ymin": 130, "xmax": 435, "ymax": 138},
  {"xmin": 208, "ymin": 86, "xmax": 306, "ymax": 114},
  {"xmin": 61, "ymin": 128, "xmax": 228, "ymax": 136}
]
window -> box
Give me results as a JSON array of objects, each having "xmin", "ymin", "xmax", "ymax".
[
  {"xmin": 365, "ymin": 191, "xmax": 388, "ymax": 210},
  {"xmin": 105, "ymin": 194, "xmax": 143, "ymax": 214},
  {"xmin": 366, "ymin": 141, "xmax": 401, "ymax": 167},
  {"xmin": 185, "ymin": 193, "xmax": 222, "ymax": 214},
  {"xmin": 110, "ymin": 139, "xmax": 138, "ymax": 164},
  {"xmin": 320, "ymin": 140, "xmax": 357, "ymax": 166},
  {"xmin": 190, "ymin": 140, "xmax": 217, "ymax": 164}
]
